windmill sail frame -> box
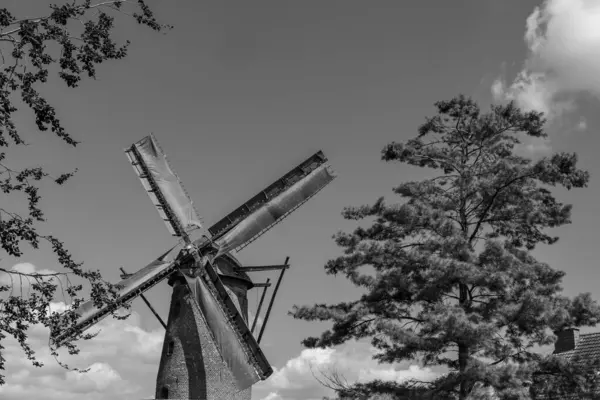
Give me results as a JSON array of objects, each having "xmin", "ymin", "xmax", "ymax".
[
  {"xmin": 52, "ymin": 246, "xmax": 179, "ymax": 347},
  {"xmin": 214, "ymin": 163, "xmax": 336, "ymax": 255},
  {"xmin": 185, "ymin": 258, "xmax": 273, "ymax": 387},
  {"xmin": 125, "ymin": 134, "xmax": 203, "ymax": 237},
  {"xmin": 208, "ymin": 151, "xmax": 330, "ymax": 240}
]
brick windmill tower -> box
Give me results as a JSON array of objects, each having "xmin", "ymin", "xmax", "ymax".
[{"xmin": 51, "ymin": 135, "xmax": 336, "ymax": 399}]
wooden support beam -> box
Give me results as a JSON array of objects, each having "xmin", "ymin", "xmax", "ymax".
[
  {"xmin": 235, "ymin": 264, "xmax": 290, "ymax": 272},
  {"xmin": 251, "ymin": 278, "xmax": 270, "ymax": 335},
  {"xmin": 258, "ymin": 256, "xmax": 289, "ymax": 344},
  {"xmin": 119, "ymin": 267, "xmax": 167, "ymax": 330},
  {"xmin": 252, "ymin": 282, "xmax": 272, "ymax": 288}
]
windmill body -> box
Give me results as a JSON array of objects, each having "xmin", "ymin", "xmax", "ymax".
[
  {"xmin": 156, "ymin": 254, "xmax": 253, "ymax": 400},
  {"xmin": 50, "ymin": 135, "xmax": 336, "ymax": 400}
]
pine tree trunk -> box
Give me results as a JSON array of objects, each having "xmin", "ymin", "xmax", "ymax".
[{"xmin": 459, "ymin": 282, "xmax": 469, "ymax": 400}]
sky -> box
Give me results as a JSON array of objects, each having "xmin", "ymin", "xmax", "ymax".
[{"xmin": 2, "ymin": 0, "xmax": 600, "ymax": 399}]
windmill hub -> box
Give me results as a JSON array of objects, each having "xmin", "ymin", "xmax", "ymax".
[{"xmin": 168, "ymin": 253, "xmax": 253, "ymax": 289}]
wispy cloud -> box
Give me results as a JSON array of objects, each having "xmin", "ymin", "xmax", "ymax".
[{"xmin": 492, "ymin": 0, "xmax": 600, "ymax": 122}]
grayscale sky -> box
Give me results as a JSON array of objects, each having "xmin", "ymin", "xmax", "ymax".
[{"xmin": 2, "ymin": 1, "xmax": 600, "ymax": 399}]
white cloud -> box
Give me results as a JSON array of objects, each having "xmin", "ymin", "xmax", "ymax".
[
  {"xmin": 0, "ymin": 263, "xmax": 66, "ymax": 296},
  {"xmin": 357, "ymin": 364, "xmax": 437, "ymax": 383},
  {"xmin": 65, "ymin": 363, "xmax": 121, "ymax": 391},
  {"xmin": 0, "ymin": 263, "xmax": 163, "ymax": 400},
  {"xmin": 7, "ymin": 263, "xmax": 45, "ymax": 275},
  {"xmin": 261, "ymin": 392, "xmax": 284, "ymax": 400},
  {"xmin": 493, "ymin": 0, "xmax": 600, "ymax": 121},
  {"xmin": 253, "ymin": 341, "xmax": 438, "ymax": 400},
  {"xmin": 0, "ymin": 304, "xmax": 163, "ymax": 400}
]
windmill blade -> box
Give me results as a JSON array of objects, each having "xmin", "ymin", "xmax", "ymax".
[
  {"xmin": 208, "ymin": 151, "xmax": 336, "ymax": 255},
  {"xmin": 125, "ymin": 134, "xmax": 203, "ymax": 237},
  {"xmin": 208, "ymin": 151, "xmax": 330, "ymax": 239},
  {"xmin": 183, "ymin": 259, "xmax": 272, "ymax": 390},
  {"xmin": 51, "ymin": 245, "xmax": 179, "ymax": 347},
  {"xmin": 213, "ymin": 162, "xmax": 336, "ymax": 256}
]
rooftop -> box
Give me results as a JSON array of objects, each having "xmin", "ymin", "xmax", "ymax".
[
  {"xmin": 550, "ymin": 331, "xmax": 600, "ymax": 400},
  {"xmin": 555, "ymin": 332, "xmax": 600, "ymax": 364}
]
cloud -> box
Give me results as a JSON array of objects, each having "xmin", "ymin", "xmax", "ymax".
[
  {"xmin": 357, "ymin": 364, "xmax": 437, "ymax": 383},
  {"xmin": 261, "ymin": 393, "xmax": 284, "ymax": 400},
  {"xmin": 0, "ymin": 263, "xmax": 66, "ymax": 295},
  {"xmin": 0, "ymin": 305, "xmax": 163, "ymax": 400},
  {"xmin": 64, "ymin": 363, "xmax": 121, "ymax": 391},
  {"xmin": 253, "ymin": 341, "xmax": 438, "ymax": 400},
  {"xmin": 516, "ymin": 137, "xmax": 552, "ymax": 157},
  {"xmin": 5, "ymin": 263, "xmax": 52, "ymax": 276},
  {"xmin": 0, "ymin": 264, "xmax": 163, "ymax": 400},
  {"xmin": 492, "ymin": 0, "xmax": 600, "ymax": 121}
]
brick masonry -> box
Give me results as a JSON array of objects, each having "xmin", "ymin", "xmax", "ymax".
[{"xmin": 155, "ymin": 256, "xmax": 253, "ymax": 400}]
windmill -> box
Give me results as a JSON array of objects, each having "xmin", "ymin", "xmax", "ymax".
[{"xmin": 50, "ymin": 134, "xmax": 336, "ymax": 400}]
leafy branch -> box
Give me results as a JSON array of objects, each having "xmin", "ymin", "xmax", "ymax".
[{"xmin": 0, "ymin": 0, "xmax": 168, "ymax": 386}]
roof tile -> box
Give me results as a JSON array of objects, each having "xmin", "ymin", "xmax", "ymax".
[
  {"xmin": 549, "ymin": 332, "xmax": 600, "ymax": 399},
  {"xmin": 555, "ymin": 332, "xmax": 600, "ymax": 364}
]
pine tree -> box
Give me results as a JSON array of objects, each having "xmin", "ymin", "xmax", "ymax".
[{"xmin": 292, "ymin": 95, "xmax": 600, "ymax": 399}]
